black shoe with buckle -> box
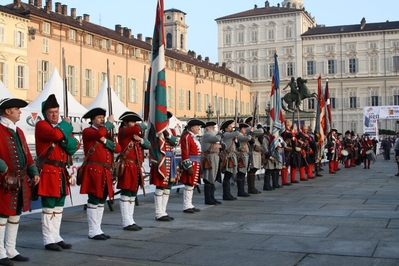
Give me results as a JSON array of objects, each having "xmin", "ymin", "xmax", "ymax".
[
  {"xmin": 57, "ymin": 241, "xmax": 72, "ymax": 249},
  {"xmin": 166, "ymin": 215, "xmax": 174, "ymax": 220},
  {"xmin": 102, "ymin": 234, "xmax": 111, "ymax": 239},
  {"xmin": 10, "ymin": 254, "xmax": 29, "ymax": 262},
  {"xmin": 0, "ymin": 257, "xmax": 13, "ymax": 266},
  {"xmin": 45, "ymin": 243, "xmax": 63, "ymax": 251},
  {"xmin": 183, "ymin": 209, "xmax": 195, "ymax": 213},
  {"xmin": 156, "ymin": 216, "xmax": 171, "ymax": 221},
  {"xmin": 88, "ymin": 234, "xmax": 107, "ymax": 240},
  {"xmin": 191, "ymin": 207, "xmax": 201, "ymax": 212}
]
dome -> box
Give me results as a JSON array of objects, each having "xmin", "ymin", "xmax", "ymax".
[{"xmin": 281, "ymin": 0, "xmax": 304, "ymax": 9}]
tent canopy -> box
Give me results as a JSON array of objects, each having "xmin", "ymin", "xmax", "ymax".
[{"xmin": 0, "ymin": 80, "xmax": 15, "ymax": 99}]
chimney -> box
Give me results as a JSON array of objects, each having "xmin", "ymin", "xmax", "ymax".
[
  {"xmin": 360, "ymin": 17, "xmax": 366, "ymax": 30},
  {"xmin": 61, "ymin": 4, "xmax": 67, "ymax": 15},
  {"xmin": 70, "ymin": 8, "xmax": 76, "ymax": 18},
  {"xmin": 222, "ymin": 62, "xmax": 226, "ymax": 69},
  {"xmin": 123, "ymin": 27, "xmax": 132, "ymax": 38},
  {"xmin": 192, "ymin": 51, "xmax": 196, "ymax": 58},
  {"xmin": 277, "ymin": 3, "xmax": 280, "ymax": 7},
  {"xmin": 254, "ymin": 4, "xmax": 257, "ymax": 9},
  {"xmin": 55, "ymin": 2, "xmax": 61, "ymax": 13},
  {"xmin": 205, "ymin": 56, "xmax": 209, "ymax": 63},
  {"xmin": 34, "ymin": 0, "xmax": 42, "ymax": 8},
  {"xmin": 83, "ymin": 14, "xmax": 89, "ymax": 22},
  {"xmin": 137, "ymin": 33, "xmax": 142, "ymax": 41},
  {"xmin": 77, "ymin": 16, "xmax": 82, "ymax": 25},
  {"xmin": 145, "ymin": 37, "xmax": 153, "ymax": 45},
  {"xmin": 265, "ymin": 1, "xmax": 270, "ymax": 8},
  {"xmin": 45, "ymin": 0, "xmax": 52, "ymax": 12},
  {"xmin": 14, "ymin": 0, "xmax": 22, "ymax": 7},
  {"xmin": 29, "ymin": 0, "xmax": 33, "ymax": 4},
  {"xmin": 197, "ymin": 55, "xmax": 202, "ymax": 61},
  {"xmin": 115, "ymin": 24, "xmax": 122, "ymax": 35},
  {"xmin": 215, "ymin": 62, "xmax": 219, "ymax": 67}
]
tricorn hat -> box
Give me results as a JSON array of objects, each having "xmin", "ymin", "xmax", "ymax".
[
  {"xmin": 42, "ymin": 94, "xmax": 59, "ymax": 113},
  {"xmin": 167, "ymin": 111, "xmax": 173, "ymax": 119},
  {"xmin": 345, "ymin": 130, "xmax": 350, "ymax": 135},
  {"xmin": 0, "ymin": 98, "xmax": 28, "ymax": 109},
  {"xmin": 82, "ymin": 107, "xmax": 106, "ymax": 120},
  {"xmin": 220, "ymin": 119, "xmax": 234, "ymax": 131},
  {"xmin": 244, "ymin": 116, "xmax": 253, "ymax": 125},
  {"xmin": 239, "ymin": 123, "xmax": 250, "ymax": 129},
  {"xmin": 186, "ymin": 118, "xmax": 205, "ymax": 128},
  {"xmin": 202, "ymin": 121, "xmax": 216, "ymax": 128},
  {"xmin": 119, "ymin": 111, "xmax": 142, "ymax": 122}
]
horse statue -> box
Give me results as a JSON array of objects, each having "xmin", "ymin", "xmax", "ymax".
[{"xmin": 281, "ymin": 77, "xmax": 318, "ymax": 112}]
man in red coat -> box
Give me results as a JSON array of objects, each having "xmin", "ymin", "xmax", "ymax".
[
  {"xmin": 361, "ymin": 134, "xmax": 373, "ymax": 169},
  {"xmin": 0, "ymin": 98, "xmax": 40, "ymax": 265},
  {"xmin": 151, "ymin": 111, "xmax": 179, "ymax": 221},
  {"xmin": 180, "ymin": 118, "xmax": 205, "ymax": 213},
  {"xmin": 80, "ymin": 108, "xmax": 121, "ymax": 240},
  {"xmin": 117, "ymin": 111, "xmax": 149, "ymax": 230},
  {"xmin": 35, "ymin": 94, "xmax": 80, "ymax": 252}
]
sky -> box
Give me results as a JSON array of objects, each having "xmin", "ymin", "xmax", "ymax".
[{"xmin": 2, "ymin": 0, "xmax": 399, "ymax": 63}]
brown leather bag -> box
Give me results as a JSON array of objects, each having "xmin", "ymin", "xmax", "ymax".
[
  {"xmin": 220, "ymin": 153, "xmax": 228, "ymax": 169},
  {"xmin": 2, "ymin": 175, "xmax": 21, "ymax": 191},
  {"xmin": 202, "ymin": 157, "xmax": 212, "ymax": 169},
  {"xmin": 76, "ymin": 141, "xmax": 100, "ymax": 186},
  {"xmin": 237, "ymin": 157, "xmax": 245, "ymax": 168},
  {"xmin": 228, "ymin": 157, "xmax": 235, "ymax": 168}
]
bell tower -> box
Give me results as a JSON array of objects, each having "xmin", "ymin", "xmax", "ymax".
[{"xmin": 164, "ymin": 8, "xmax": 188, "ymax": 53}]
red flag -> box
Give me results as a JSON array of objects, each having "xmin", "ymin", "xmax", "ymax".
[{"xmin": 325, "ymin": 80, "xmax": 332, "ymax": 130}]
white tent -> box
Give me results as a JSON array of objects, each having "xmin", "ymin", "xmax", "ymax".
[
  {"xmin": 87, "ymin": 78, "xmax": 130, "ymax": 119},
  {"xmin": 18, "ymin": 68, "xmax": 87, "ymax": 143},
  {"xmin": 0, "ymin": 80, "xmax": 15, "ymax": 99}
]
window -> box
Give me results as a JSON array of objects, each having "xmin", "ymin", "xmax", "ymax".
[
  {"xmin": 167, "ymin": 86, "xmax": 174, "ymax": 107},
  {"xmin": 238, "ymin": 64, "xmax": 245, "ymax": 75},
  {"xmin": 350, "ymin": 121, "xmax": 357, "ymax": 133},
  {"xmin": 369, "ymin": 42, "xmax": 377, "ymax": 49},
  {"xmin": 331, "ymin": 98, "xmax": 336, "ymax": 109},
  {"xmin": 268, "ymin": 49, "xmax": 275, "ymax": 56},
  {"xmin": 349, "ymin": 58, "xmax": 358, "ymax": 73},
  {"xmin": 0, "ymin": 27, "xmax": 4, "ymax": 43},
  {"xmin": 225, "ymin": 32, "xmax": 231, "ymax": 45},
  {"xmin": 187, "ymin": 90, "xmax": 191, "ymax": 110},
  {"xmin": 15, "ymin": 65, "xmax": 27, "ymax": 89},
  {"xmin": 328, "ymin": 59, "xmax": 336, "ymax": 74},
  {"xmin": 308, "ymin": 98, "xmax": 315, "ymax": 110},
  {"xmin": 393, "ymin": 56, "xmax": 399, "ymax": 72},
  {"xmin": 371, "ymin": 96, "xmax": 379, "ymax": 106},
  {"xmin": 237, "ymin": 51, "xmax": 245, "ymax": 58},
  {"xmin": 69, "ymin": 29, "xmax": 76, "ymax": 41},
  {"xmin": 251, "ymin": 30, "xmax": 258, "ymax": 42},
  {"xmin": 102, "ymin": 39, "xmax": 110, "ymax": 49},
  {"xmin": 250, "ymin": 50, "xmax": 258, "ymax": 57},
  {"xmin": 178, "ymin": 89, "xmax": 185, "ymax": 109},
  {"xmin": 238, "ymin": 31, "xmax": 244, "ymax": 43},
  {"xmin": 83, "ymin": 69, "xmax": 94, "ymax": 97},
  {"xmin": 305, "ymin": 46, "xmax": 313, "ymax": 54},
  {"xmin": 14, "ymin": 30, "xmax": 24, "ymax": 47},
  {"xmin": 224, "ymin": 52, "xmax": 232, "ymax": 60},
  {"xmin": 67, "ymin": 65, "xmax": 78, "ymax": 95},
  {"xmin": 205, "ymin": 94, "xmax": 210, "ymax": 110},
  {"xmin": 43, "ymin": 22, "xmax": 50, "ymax": 34},
  {"xmin": 348, "ymin": 43, "xmax": 356, "ymax": 50},
  {"xmin": 166, "ymin": 33, "xmax": 172, "ymax": 48},
  {"xmin": 285, "ymin": 25, "xmax": 292, "ymax": 39},
  {"xmin": 132, "ymin": 47, "xmax": 141, "ymax": 57},
  {"xmin": 224, "ymin": 99, "xmax": 229, "ymax": 115},
  {"xmin": 86, "ymin": 34, "xmax": 93, "ymax": 45},
  {"xmin": 38, "ymin": 60, "xmax": 50, "ymax": 91},
  {"xmin": 0, "ymin": 62, "xmax": 5, "ymax": 84},
  {"xmin": 326, "ymin": 45, "xmax": 334, "ymax": 51},
  {"xmin": 129, "ymin": 78, "xmax": 138, "ymax": 103},
  {"xmin": 394, "ymin": 94, "xmax": 399, "ymax": 105},
  {"xmin": 307, "ymin": 61, "xmax": 315, "ymax": 75},
  {"xmin": 251, "ymin": 63, "xmax": 258, "ymax": 79},
  {"xmin": 267, "ymin": 29, "xmax": 275, "ymax": 40},
  {"xmin": 42, "ymin": 38, "xmax": 49, "ymax": 53},
  {"xmin": 285, "ymin": 47, "xmax": 293, "ymax": 55},
  {"xmin": 197, "ymin": 92, "xmax": 202, "ymax": 112},
  {"xmin": 349, "ymin": 90, "xmax": 357, "ymax": 108},
  {"xmin": 117, "ymin": 43, "xmax": 123, "ymax": 54},
  {"xmin": 287, "ymin": 62, "xmax": 294, "ymax": 76},
  {"xmin": 269, "ymin": 63, "xmax": 275, "ymax": 77},
  {"xmin": 370, "ymin": 57, "xmax": 378, "ymax": 73},
  {"xmin": 115, "ymin": 75, "xmax": 124, "ymax": 100}
]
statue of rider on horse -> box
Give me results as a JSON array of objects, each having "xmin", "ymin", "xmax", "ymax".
[{"xmin": 281, "ymin": 77, "xmax": 318, "ymax": 112}]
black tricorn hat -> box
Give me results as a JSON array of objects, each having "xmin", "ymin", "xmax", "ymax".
[
  {"xmin": 82, "ymin": 107, "xmax": 106, "ymax": 120},
  {"xmin": 239, "ymin": 123, "xmax": 250, "ymax": 129},
  {"xmin": 0, "ymin": 98, "xmax": 28, "ymax": 109},
  {"xmin": 119, "ymin": 111, "xmax": 142, "ymax": 122},
  {"xmin": 42, "ymin": 94, "xmax": 59, "ymax": 112},
  {"xmin": 220, "ymin": 119, "xmax": 234, "ymax": 131},
  {"xmin": 244, "ymin": 116, "xmax": 253, "ymax": 124},
  {"xmin": 330, "ymin": 128, "xmax": 338, "ymax": 133},
  {"xmin": 202, "ymin": 121, "xmax": 216, "ymax": 128},
  {"xmin": 345, "ymin": 130, "xmax": 350, "ymax": 135},
  {"xmin": 337, "ymin": 133, "xmax": 343, "ymax": 136},
  {"xmin": 186, "ymin": 118, "xmax": 205, "ymax": 127},
  {"xmin": 167, "ymin": 111, "xmax": 173, "ymax": 119}
]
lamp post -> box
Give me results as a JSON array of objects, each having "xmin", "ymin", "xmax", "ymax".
[
  {"xmin": 265, "ymin": 103, "xmax": 271, "ymax": 127},
  {"xmin": 206, "ymin": 104, "xmax": 214, "ymax": 121}
]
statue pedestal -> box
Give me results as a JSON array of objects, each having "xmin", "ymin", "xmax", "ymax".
[{"xmin": 285, "ymin": 109, "xmax": 317, "ymax": 130}]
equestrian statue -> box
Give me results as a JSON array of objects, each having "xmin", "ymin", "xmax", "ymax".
[{"xmin": 281, "ymin": 77, "xmax": 317, "ymax": 112}]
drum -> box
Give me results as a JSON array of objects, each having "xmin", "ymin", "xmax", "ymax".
[
  {"xmin": 295, "ymin": 147, "xmax": 302, "ymax": 152},
  {"xmin": 341, "ymin": 149, "xmax": 349, "ymax": 161},
  {"xmin": 365, "ymin": 149, "xmax": 373, "ymax": 161}
]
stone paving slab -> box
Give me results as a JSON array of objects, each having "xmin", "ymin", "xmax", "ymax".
[
  {"xmin": 297, "ymin": 254, "xmax": 399, "ymax": 266},
  {"xmin": 328, "ymin": 226, "xmax": 399, "ymax": 241},
  {"xmin": 373, "ymin": 241, "xmax": 399, "ymax": 259},
  {"xmin": 350, "ymin": 210, "xmax": 399, "ymax": 219},
  {"xmin": 297, "ymin": 216, "xmax": 389, "ymax": 228}
]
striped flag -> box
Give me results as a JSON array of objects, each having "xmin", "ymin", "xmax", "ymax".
[
  {"xmin": 144, "ymin": 0, "xmax": 168, "ymax": 179},
  {"xmin": 315, "ymin": 76, "xmax": 326, "ymax": 150},
  {"xmin": 269, "ymin": 53, "xmax": 284, "ymax": 161},
  {"xmin": 325, "ymin": 80, "xmax": 332, "ymax": 130}
]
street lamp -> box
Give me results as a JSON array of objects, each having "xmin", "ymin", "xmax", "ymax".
[
  {"xmin": 265, "ymin": 103, "xmax": 271, "ymax": 127},
  {"xmin": 206, "ymin": 104, "xmax": 214, "ymax": 121}
]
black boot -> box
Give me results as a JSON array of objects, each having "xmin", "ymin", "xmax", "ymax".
[
  {"xmin": 263, "ymin": 170, "xmax": 273, "ymax": 191},
  {"xmin": 210, "ymin": 184, "xmax": 222, "ymax": 204},
  {"xmin": 237, "ymin": 177, "xmax": 250, "ymax": 197},
  {"xmin": 247, "ymin": 172, "xmax": 261, "ymax": 194},
  {"xmin": 272, "ymin": 170, "xmax": 282, "ymax": 188},
  {"xmin": 222, "ymin": 173, "xmax": 236, "ymax": 200},
  {"xmin": 204, "ymin": 184, "xmax": 216, "ymax": 205}
]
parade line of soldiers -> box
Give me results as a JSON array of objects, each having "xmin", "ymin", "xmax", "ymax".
[{"xmin": 0, "ymin": 96, "xmax": 380, "ymax": 266}]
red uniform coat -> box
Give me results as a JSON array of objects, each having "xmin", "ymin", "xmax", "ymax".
[
  {"xmin": 361, "ymin": 138, "xmax": 373, "ymax": 157},
  {"xmin": 179, "ymin": 131, "xmax": 201, "ymax": 186},
  {"xmin": 35, "ymin": 120, "xmax": 79, "ymax": 197},
  {"xmin": 0, "ymin": 125, "xmax": 35, "ymax": 216},
  {"xmin": 80, "ymin": 125, "xmax": 121, "ymax": 199},
  {"xmin": 117, "ymin": 125, "xmax": 146, "ymax": 193}
]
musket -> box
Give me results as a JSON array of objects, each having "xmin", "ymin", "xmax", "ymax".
[
  {"xmin": 62, "ymin": 47, "xmax": 68, "ymax": 118},
  {"xmin": 252, "ymin": 92, "xmax": 258, "ymax": 127},
  {"xmin": 106, "ymin": 59, "xmax": 114, "ymax": 138},
  {"xmin": 234, "ymin": 91, "xmax": 238, "ymax": 127},
  {"xmin": 215, "ymin": 93, "xmax": 220, "ymax": 129}
]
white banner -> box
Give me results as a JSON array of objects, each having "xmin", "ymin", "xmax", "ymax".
[{"xmin": 363, "ymin": 105, "xmax": 399, "ymax": 136}]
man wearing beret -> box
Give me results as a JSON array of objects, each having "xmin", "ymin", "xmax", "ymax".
[
  {"xmin": 201, "ymin": 121, "xmax": 222, "ymax": 205},
  {"xmin": 0, "ymin": 98, "xmax": 40, "ymax": 265},
  {"xmin": 152, "ymin": 111, "xmax": 179, "ymax": 221},
  {"xmin": 80, "ymin": 108, "xmax": 121, "ymax": 240},
  {"xmin": 35, "ymin": 94, "xmax": 80, "ymax": 252},
  {"xmin": 180, "ymin": 118, "xmax": 205, "ymax": 213},
  {"xmin": 117, "ymin": 111, "xmax": 149, "ymax": 230}
]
